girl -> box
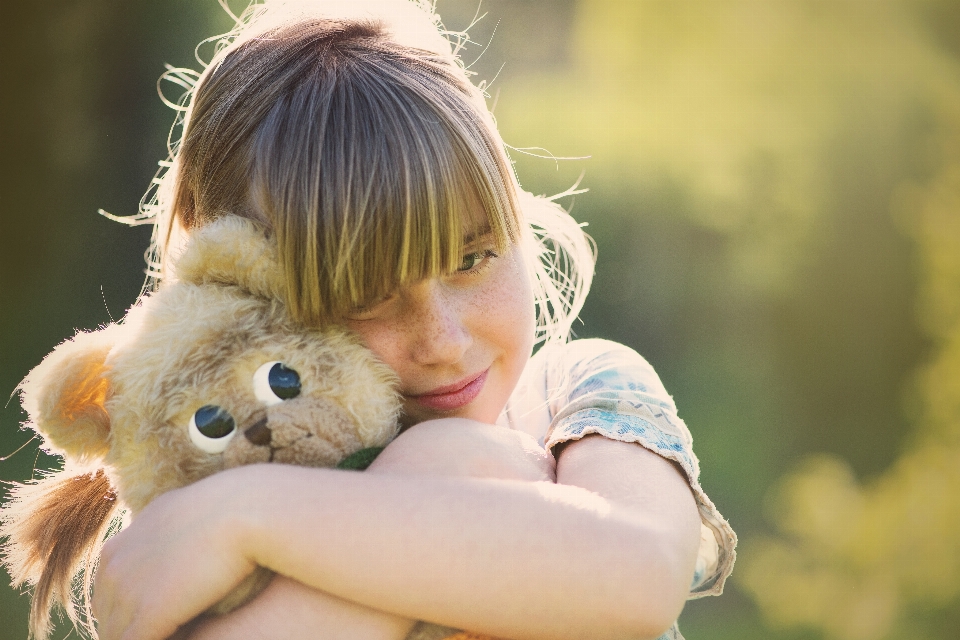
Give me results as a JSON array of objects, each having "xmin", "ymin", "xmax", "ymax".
[{"xmin": 91, "ymin": 1, "xmax": 736, "ymax": 639}]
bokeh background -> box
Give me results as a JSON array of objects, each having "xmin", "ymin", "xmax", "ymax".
[{"xmin": 3, "ymin": 1, "xmax": 960, "ymax": 638}]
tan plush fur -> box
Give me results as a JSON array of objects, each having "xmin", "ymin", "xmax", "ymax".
[{"xmin": 1, "ymin": 217, "xmax": 401, "ymax": 639}]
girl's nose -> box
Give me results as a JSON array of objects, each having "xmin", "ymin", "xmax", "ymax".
[{"xmin": 404, "ymin": 281, "xmax": 472, "ymax": 366}]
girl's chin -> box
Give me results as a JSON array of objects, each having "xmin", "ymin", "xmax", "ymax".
[{"xmin": 399, "ymin": 403, "xmax": 500, "ymax": 429}]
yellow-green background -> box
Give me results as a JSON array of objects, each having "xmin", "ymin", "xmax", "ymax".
[{"xmin": 3, "ymin": 1, "xmax": 959, "ymax": 638}]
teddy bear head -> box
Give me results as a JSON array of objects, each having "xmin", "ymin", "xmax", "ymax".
[{"xmin": 2, "ymin": 216, "xmax": 401, "ymax": 638}]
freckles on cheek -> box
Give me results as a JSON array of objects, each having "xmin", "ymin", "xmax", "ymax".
[
  {"xmin": 345, "ymin": 323, "xmax": 397, "ymax": 371},
  {"xmin": 474, "ymin": 259, "xmax": 536, "ymax": 350}
]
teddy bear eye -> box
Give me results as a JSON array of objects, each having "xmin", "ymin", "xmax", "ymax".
[
  {"xmin": 188, "ymin": 405, "xmax": 237, "ymax": 453},
  {"xmin": 253, "ymin": 361, "xmax": 301, "ymax": 406}
]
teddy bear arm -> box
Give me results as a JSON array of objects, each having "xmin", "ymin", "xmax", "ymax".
[
  {"xmin": 204, "ymin": 565, "xmax": 276, "ymax": 616},
  {"xmin": 405, "ymin": 622, "xmax": 504, "ymax": 640}
]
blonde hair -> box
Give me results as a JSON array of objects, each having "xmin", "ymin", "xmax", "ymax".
[{"xmin": 121, "ymin": 0, "xmax": 594, "ymax": 344}]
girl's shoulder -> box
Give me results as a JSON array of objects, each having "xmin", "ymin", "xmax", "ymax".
[
  {"xmin": 500, "ymin": 338, "xmax": 675, "ymax": 442},
  {"xmin": 528, "ymin": 338, "xmax": 673, "ymax": 406},
  {"xmin": 510, "ymin": 339, "xmax": 737, "ymax": 598},
  {"xmin": 505, "ymin": 338, "xmax": 738, "ymax": 600}
]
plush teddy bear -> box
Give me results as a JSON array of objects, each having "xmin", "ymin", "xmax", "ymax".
[{"xmin": 0, "ymin": 217, "xmax": 496, "ymax": 640}]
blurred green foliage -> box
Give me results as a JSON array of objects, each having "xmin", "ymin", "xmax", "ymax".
[{"xmin": 2, "ymin": 1, "xmax": 959, "ymax": 638}]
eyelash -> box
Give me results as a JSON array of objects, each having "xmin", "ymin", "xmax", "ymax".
[
  {"xmin": 346, "ymin": 291, "xmax": 397, "ymax": 319},
  {"xmin": 347, "ymin": 249, "xmax": 498, "ymax": 320},
  {"xmin": 458, "ymin": 249, "xmax": 498, "ymax": 274}
]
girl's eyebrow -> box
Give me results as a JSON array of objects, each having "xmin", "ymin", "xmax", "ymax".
[{"xmin": 462, "ymin": 225, "xmax": 493, "ymax": 245}]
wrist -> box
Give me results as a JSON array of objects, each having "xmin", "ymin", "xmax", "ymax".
[{"xmin": 209, "ymin": 464, "xmax": 301, "ymax": 570}]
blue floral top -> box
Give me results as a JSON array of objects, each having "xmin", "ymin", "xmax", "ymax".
[{"xmin": 497, "ymin": 339, "xmax": 737, "ymax": 639}]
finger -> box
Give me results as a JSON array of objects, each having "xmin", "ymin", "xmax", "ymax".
[
  {"xmin": 92, "ymin": 579, "xmax": 139, "ymax": 640},
  {"xmin": 92, "ymin": 547, "xmax": 123, "ymax": 640},
  {"xmin": 94, "ymin": 540, "xmax": 159, "ymax": 640}
]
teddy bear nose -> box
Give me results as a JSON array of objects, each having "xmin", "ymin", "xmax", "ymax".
[{"xmin": 244, "ymin": 416, "xmax": 272, "ymax": 446}]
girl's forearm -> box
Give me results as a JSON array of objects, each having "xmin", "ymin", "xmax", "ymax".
[
  {"xmin": 234, "ymin": 460, "xmax": 695, "ymax": 640},
  {"xmin": 186, "ymin": 576, "xmax": 416, "ymax": 640},
  {"xmin": 92, "ymin": 427, "xmax": 697, "ymax": 640}
]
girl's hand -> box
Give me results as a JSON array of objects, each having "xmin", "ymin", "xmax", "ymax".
[
  {"xmin": 369, "ymin": 418, "xmax": 556, "ymax": 482},
  {"xmin": 93, "ymin": 470, "xmax": 258, "ymax": 640}
]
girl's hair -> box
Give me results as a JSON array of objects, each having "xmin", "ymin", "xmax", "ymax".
[{"xmin": 128, "ymin": 0, "xmax": 594, "ymax": 344}]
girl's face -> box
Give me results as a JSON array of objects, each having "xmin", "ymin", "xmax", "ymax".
[{"xmin": 345, "ymin": 232, "xmax": 535, "ymax": 427}]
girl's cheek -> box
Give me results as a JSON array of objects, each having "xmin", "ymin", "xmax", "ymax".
[
  {"xmin": 477, "ymin": 251, "xmax": 536, "ymax": 368},
  {"xmin": 500, "ymin": 251, "xmax": 536, "ymax": 340},
  {"xmin": 345, "ymin": 320, "xmax": 401, "ymax": 372}
]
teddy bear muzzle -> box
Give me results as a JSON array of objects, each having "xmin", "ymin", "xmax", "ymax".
[
  {"xmin": 243, "ymin": 416, "xmax": 272, "ymax": 446},
  {"xmin": 222, "ymin": 396, "xmax": 366, "ymax": 469}
]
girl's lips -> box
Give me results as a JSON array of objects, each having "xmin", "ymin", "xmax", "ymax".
[{"xmin": 407, "ymin": 370, "xmax": 488, "ymax": 412}]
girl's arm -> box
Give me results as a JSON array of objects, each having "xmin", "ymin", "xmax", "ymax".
[
  {"xmin": 180, "ymin": 421, "xmax": 556, "ymax": 640},
  {"xmin": 182, "ymin": 576, "xmax": 417, "ymax": 640},
  {"xmin": 93, "ymin": 420, "xmax": 700, "ymax": 640}
]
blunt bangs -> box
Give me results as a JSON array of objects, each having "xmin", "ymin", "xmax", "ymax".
[{"xmin": 247, "ymin": 23, "xmax": 522, "ymax": 326}]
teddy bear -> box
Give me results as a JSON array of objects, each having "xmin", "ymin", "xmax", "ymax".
[{"xmin": 0, "ymin": 216, "xmax": 497, "ymax": 640}]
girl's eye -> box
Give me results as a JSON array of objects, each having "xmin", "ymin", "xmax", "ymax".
[
  {"xmin": 457, "ymin": 249, "xmax": 497, "ymax": 272},
  {"xmin": 346, "ymin": 292, "xmax": 396, "ymax": 320},
  {"xmin": 253, "ymin": 361, "xmax": 302, "ymax": 406},
  {"xmin": 188, "ymin": 405, "xmax": 237, "ymax": 453}
]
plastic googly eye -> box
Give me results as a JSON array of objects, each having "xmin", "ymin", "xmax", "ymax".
[
  {"xmin": 188, "ymin": 405, "xmax": 237, "ymax": 453},
  {"xmin": 253, "ymin": 361, "xmax": 301, "ymax": 406}
]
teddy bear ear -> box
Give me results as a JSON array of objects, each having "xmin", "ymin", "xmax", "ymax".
[
  {"xmin": 18, "ymin": 325, "xmax": 122, "ymax": 464},
  {"xmin": 173, "ymin": 216, "xmax": 286, "ymax": 301}
]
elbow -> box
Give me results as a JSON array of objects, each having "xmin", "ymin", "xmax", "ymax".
[
  {"xmin": 607, "ymin": 526, "xmax": 699, "ymax": 640},
  {"xmin": 614, "ymin": 572, "xmax": 691, "ymax": 639},
  {"xmin": 580, "ymin": 598, "xmax": 684, "ymax": 640},
  {"xmin": 529, "ymin": 541, "xmax": 690, "ymax": 640},
  {"xmin": 522, "ymin": 518, "xmax": 698, "ymax": 640}
]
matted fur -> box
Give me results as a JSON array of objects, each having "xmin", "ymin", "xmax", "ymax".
[{"xmin": 1, "ymin": 217, "xmax": 402, "ymax": 639}]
